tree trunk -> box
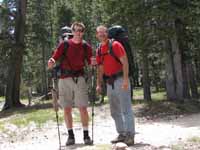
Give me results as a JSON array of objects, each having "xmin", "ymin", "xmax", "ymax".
[
  {"xmin": 170, "ymin": 34, "xmax": 185, "ymax": 100},
  {"xmin": 3, "ymin": 0, "xmax": 27, "ymax": 110},
  {"xmin": 165, "ymin": 34, "xmax": 186, "ymax": 101},
  {"xmin": 142, "ymin": 51, "xmax": 151, "ymax": 101},
  {"xmin": 165, "ymin": 19, "xmax": 192, "ymax": 102},
  {"xmin": 186, "ymin": 63, "xmax": 199, "ymax": 99},
  {"xmin": 165, "ymin": 38, "xmax": 177, "ymax": 100},
  {"xmin": 42, "ymin": 44, "xmax": 48, "ymax": 99},
  {"xmin": 133, "ymin": 62, "xmax": 140, "ymax": 87},
  {"xmin": 182, "ymin": 62, "xmax": 190, "ymax": 99},
  {"xmin": 42, "ymin": 45, "xmax": 48, "ymax": 100},
  {"xmin": 175, "ymin": 18, "xmax": 191, "ymax": 99},
  {"xmin": 194, "ymin": 56, "xmax": 200, "ymax": 86},
  {"xmin": 0, "ymin": 16, "xmax": 2, "ymax": 34}
]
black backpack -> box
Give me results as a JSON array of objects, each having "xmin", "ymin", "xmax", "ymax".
[
  {"xmin": 60, "ymin": 26, "xmax": 73, "ymax": 40},
  {"xmin": 97, "ymin": 25, "xmax": 134, "ymax": 77}
]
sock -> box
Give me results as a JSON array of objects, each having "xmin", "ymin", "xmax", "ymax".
[
  {"xmin": 83, "ymin": 130, "xmax": 89, "ymax": 139},
  {"xmin": 68, "ymin": 129, "xmax": 74, "ymax": 139}
]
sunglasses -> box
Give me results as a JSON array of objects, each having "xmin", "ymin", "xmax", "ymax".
[{"xmin": 73, "ymin": 28, "xmax": 84, "ymax": 33}]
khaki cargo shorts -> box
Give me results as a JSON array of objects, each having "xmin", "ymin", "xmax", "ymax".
[{"xmin": 58, "ymin": 76, "xmax": 89, "ymax": 108}]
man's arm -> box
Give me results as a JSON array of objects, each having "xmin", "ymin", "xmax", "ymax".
[
  {"xmin": 112, "ymin": 41, "xmax": 129, "ymax": 90},
  {"xmin": 48, "ymin": 42, "xmax": 65, "ymax": 69},
  {"xmin": 96, "ymin": 65, "xmax": 104, "ymax": 93},
  {"xmin": 119, "ymin": 54, "xmax": 129, "ymax": 90}
]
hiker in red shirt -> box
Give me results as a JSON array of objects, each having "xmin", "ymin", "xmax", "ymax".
[
  {"xmin": 48, "ymin": 22, "xmax": 93, "ymax": 146},
  {"xmin": 96, "ymin": 25, "xmax": 135, "ymax": 146}
]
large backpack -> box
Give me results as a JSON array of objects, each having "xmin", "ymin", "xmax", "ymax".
[
  {"xmin": 60, "ymin": 26, "xmax": 73, "ymax": 40},
  {"xmin": 97, "ymin": 25, "xmax": 134, "ymax": 78},
  {"xmin": 108, "ymin": 25, "xmax": 134, "ymax": 77}
]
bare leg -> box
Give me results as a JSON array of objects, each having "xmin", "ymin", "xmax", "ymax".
[
  {"xmin": 79, "ymin": 107, "xmax": 89, "ymax": 127},
  {"xmin": 64, "ymin": 107, "xmax": 73, "ymax": 128}
]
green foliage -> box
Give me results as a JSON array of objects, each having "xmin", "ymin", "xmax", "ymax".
[
  {"xmin": 0, "ymin": 96, "xmax": 5, "ymax": 102},
  {"xmin": 57, "ymin": 5, "xmax": 73, "ymax": 27},
  {"xmin": 94, "ymin": 144, "xmax": 112, "ymax": 150},
  {"xmin": 133, "ymin": 87, "xmax": 166, "ymax": 101},
  {"xmin": 0, "ymin": 121, "xmax": 5, "ymax": 131},
  {"xmin": 23, "ymin": 0, "xmax": 54, "ymax": 94},
  {"xmin": 189, "ymin": 137, "xmax": 200, "ymax": 143},
  {"xmin": 0, "ymin": 0, "xmax": 16, "ymax": 94},
  {"xmin": 0, "ymin": 100, "xmax": 80, "ymax": 129},
  {"xmin": 172, "ymin": 144, "xmax": 184, "ymax": 150},
  {"xmin": 172, "ymin": 136, "xmax": 200, "ymax": 150},
  {"xmin": 9, "ymin": 109, "xmax": 61, "ymax": 127}
]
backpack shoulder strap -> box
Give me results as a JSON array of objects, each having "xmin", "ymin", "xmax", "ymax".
[
  {"xmin": 96, "ymin": 43, "xmax": 104, "ymax": 65},
  {"xmin": 82, "ymin": 40, "xmax": 87, "ymax": 49},
  {"xmin": 82, "ymin": 40, "xmax": 88, "ymax": 61},
  {"xmin": 108, "ymin": 39, "xmax": 122, "ymax": 64},
  {"xmin": 97, "ymin": 43, "xmax": 101, "ymax": 56},
  {"xmin": 59, "ymin": 40, "xmax": 69, "ymax": 64},
  {"xmin": 63, "ymin": 40, "xmax": 69, "ymax": 56}
]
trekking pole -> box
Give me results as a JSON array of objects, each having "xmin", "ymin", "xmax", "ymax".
[
  {"xmin": 90, "ymin": 55, "xmax": 97, "ymax": 145},
  {"xmin": 91, "ymin": 66, "xmax": 95, "ymax": 144},
  {"xmin": 51, "ymin": 69, "xmax": 62, "ymax": 150},
  {"xmin": 56, "ymin": 111, "xmax": 61, "ymax": 150}
]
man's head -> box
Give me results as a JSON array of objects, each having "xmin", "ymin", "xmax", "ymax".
[
  {"xmin": 96, "ymin": 25, "xmax": 109, "ymax": 43},
  {"xmin": 71, "ymin": 22, "xmax": 85, "ymax": 32},
  {"xmin": 71, "ymin": 22, "xmax": 85, "ymax": 41}
]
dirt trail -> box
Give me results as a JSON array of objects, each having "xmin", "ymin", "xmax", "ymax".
[{"xmin": 0, "ymin": 104, "xmax": 200, "ymax": 150}]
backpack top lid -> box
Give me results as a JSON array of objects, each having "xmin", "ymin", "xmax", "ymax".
[
  {"xmin": 60, "ymin": 26, "xmax": 73, "ymax": 40},
  {"xmin": 108, "ymin": 25, "xmax": 128, "ymax": 40}
]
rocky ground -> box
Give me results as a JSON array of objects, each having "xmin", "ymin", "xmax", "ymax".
[{"xmin": 0, "ymin": 104, "xmax": 200, "ymax": 150}]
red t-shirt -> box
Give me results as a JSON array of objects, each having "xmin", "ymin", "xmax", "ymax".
[
  {"xmin": 52, "ymin": 39, "xmax": 92, "ymax": 78},
  {"xmin": 96, "ymin": 40, "xmax": 125, "ymax": 76}
]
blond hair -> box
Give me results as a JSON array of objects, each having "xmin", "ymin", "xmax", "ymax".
[{"xmin": 71, "ymin": 22, "xmax": 85, "ymax": 32}]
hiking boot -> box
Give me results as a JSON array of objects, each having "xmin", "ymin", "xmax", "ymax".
[
  {"xmin": 66, "ymin": 136, "xmax": 75, "ymax": 146},
  {"xmin": 124, "ymin": 133, "xmax": 134, "ymax": 146},
  {"xmin": 111, "ymin": 134, "xmax": 126, "ymax": 144},
  {"xmin": 84, "ymin": 136, "xmax": 93, "ymax": 145}
]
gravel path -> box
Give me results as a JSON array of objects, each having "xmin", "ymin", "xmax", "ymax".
[{"xmin": 0, "ymin": 104, "xmax": 200, "ymax": 150}]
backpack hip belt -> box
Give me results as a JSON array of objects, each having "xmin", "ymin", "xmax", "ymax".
[
  {"xmin": 61, "ymin": 69, "xmax": 84, "ymax": 77},
  {"xmin": 103, "ymin": 71, "xmax": 123, "ymax": 89}
]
